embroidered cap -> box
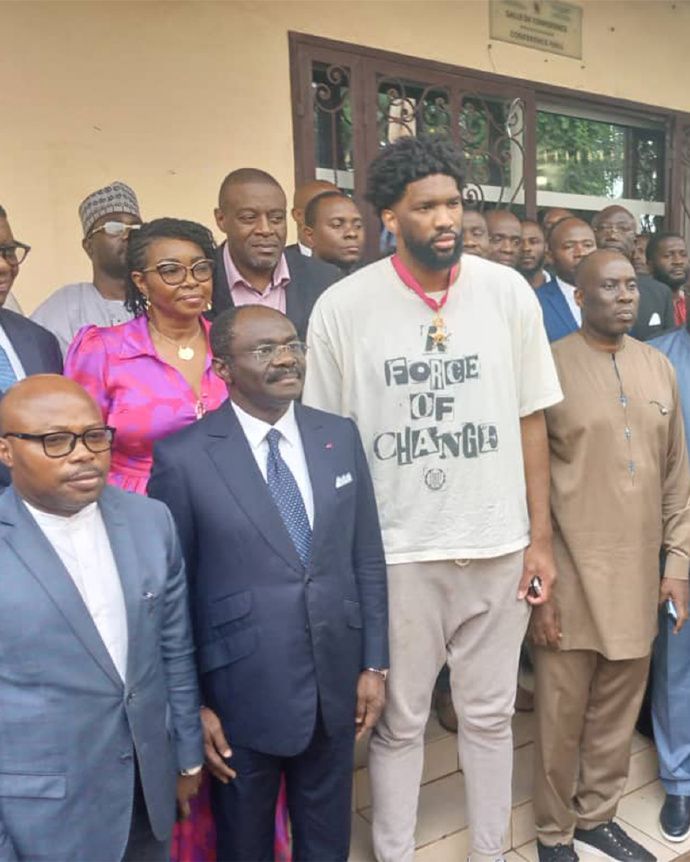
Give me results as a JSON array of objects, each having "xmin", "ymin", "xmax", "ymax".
[{"xmin": 79, "ymin": 181, "xmax": 141, "ymax": 236}]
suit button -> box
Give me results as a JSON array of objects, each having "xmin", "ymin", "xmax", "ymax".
[
  {"xmin": 306, "ymin": 577, "xmax": 313, "ymax": 585},
  {"xmin": 126, "ymin": 691, "xmax": 136, "ymax": 704},
  {"xmin": 304, "ymin": 624, "xmax": 310, "ymax": 633},
  {"xmin": 119, "ymin": 753, "xmax": 133, "ymax": 763}
]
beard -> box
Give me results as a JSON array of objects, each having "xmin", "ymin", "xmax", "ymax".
[
  {"xmin": 402, "ymin": 228, "xmax": 464, "ymax": 271},
  {"xmin": 518, "ymin": 256, "xmax": 546, "ymax": 279}
]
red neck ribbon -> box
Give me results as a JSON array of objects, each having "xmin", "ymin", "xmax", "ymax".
[{"xmin": 391, "ymin": 254, "xmax": 460, "ymax": 314}]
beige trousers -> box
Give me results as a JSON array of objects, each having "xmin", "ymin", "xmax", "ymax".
[
  {"xmin": 369, "ymin": 552, "xmax": 530, "ymax": 862},
  {"xmin": 533, "ymin": 646, "xmax": 651, "ymax": 846}
]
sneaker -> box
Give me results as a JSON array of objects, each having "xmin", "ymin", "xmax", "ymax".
[
  {"xmin": 659, "ymin": 793, "xmax": 690, "ymax": 842},
  {"xmin": 536, "ymin": 841, "xmax": 578, "ymax": 862},
  {"xmin": 574, "ymin": 822, "xmax": 655, "ymax": 861}
]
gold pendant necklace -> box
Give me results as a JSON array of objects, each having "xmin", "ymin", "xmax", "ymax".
[
  {"xmin": 149, "ymin": 320, "xmax": 201, "ymax": 361},
  {"xmin": 431, "ymin": 314, "xmax": 449, "ymax": 346}
]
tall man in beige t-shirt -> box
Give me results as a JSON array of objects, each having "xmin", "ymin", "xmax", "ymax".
[
  {"xmin": 532, "ymin": 249, "xmax": 690, "ymax": 862},
  {"xmin": 303, "ymin": 136, "xmax": 563, "ymax": 862}
]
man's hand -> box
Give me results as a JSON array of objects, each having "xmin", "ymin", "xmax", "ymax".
[
  {"xmin": 659, "ymin": 577, "xmax": 689, "ymax": 634},
  {"xmin": 355, "ymin": 671, "xmax": 386, "ymax": 740},
  {"xmin": 518, "ymin": 538, "xmax": 556, "ymax": 605},
  {"xmin": 200, "ymin": 706, "xmax": 236, "ymax": 784},
  {"xmin": 176, "ymin": 772, "xmax": 202, "ymax": 820},
  {"xmin": 529, "ymin": 600, "xmax": 562, "ymax": 648}
]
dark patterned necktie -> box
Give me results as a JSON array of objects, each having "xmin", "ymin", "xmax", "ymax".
[{"xmin": 266, "ymin": 428, "xmax": 312, "ymax": 565}]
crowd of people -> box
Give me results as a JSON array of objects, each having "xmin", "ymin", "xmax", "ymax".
[{"xmin": 0, "ymin": 133, "xmax": 689, "ymax": 862}]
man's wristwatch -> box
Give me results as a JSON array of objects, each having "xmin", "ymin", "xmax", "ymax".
[
  {"xmin": 179, "ymin": 765, "xmax": 203, "ymax": 777},
  {"xmin": 365, "ymin": 667, "xmax": 389, "ymax": 681}
]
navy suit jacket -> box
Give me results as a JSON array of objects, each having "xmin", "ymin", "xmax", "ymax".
[
  {"xmin": 148, "ymin": 400, "xmax": 389, "ymax": 757},
  {"xmin": 0, "ymin": 486, "xmax": 202, "ymax": 862},
  {"xmin": 0, "ymin": 309, "xmax": 63, "ymax": 489},
  {"xmin": 208, "ymin": 243, "xmax": 341, "ymax": 340},
  {"xmin": 536, "ymin": 277, "xmax": 579, "ymax": 344}
]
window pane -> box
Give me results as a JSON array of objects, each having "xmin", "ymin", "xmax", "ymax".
[
  {"xmin": 376, "ymin": 78, "xmax": 451, "ymax": 145},
  {"xmin": 537, "ymin": 111, "xmax": 665, "ymax": 202},
  {"xmin": 312, "ymin": 62, "xmax": 353, "ymax": 186}
]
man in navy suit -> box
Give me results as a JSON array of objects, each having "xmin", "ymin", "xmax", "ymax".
[
  {"xmin": 209, "ymin": 169, "xmax": 342, "ymax": 341},
  {"xmin": 0, "ymin": 376, "xmax": 203, "ymax": 861},
  {"xmin": 537, "ymin": 217, "xmax": 596, "ymax": 342},
  {"xmin": 0, "ymin": 205, "xmax": 63, "ymax": 488},
  {"xmin": 149, "ymin": 305, "xmax": 389, "ymax": 861}
]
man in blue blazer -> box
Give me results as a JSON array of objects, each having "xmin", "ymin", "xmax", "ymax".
[
  {"xmin": 537, "ymin": 217, "xmax": 597, "ymax": 343},
  {"xmin": 0, "ymin": 376, "xmax": 203, "ymax": 861},
  {"xmin": 0, "ymin": 205, "xmax": 63, "ymax": 488},
  {"xmin": 149, "ymin": 305, "xmax": 389, "ymax": 862}
]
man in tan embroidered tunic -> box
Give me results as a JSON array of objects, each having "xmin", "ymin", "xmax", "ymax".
[{"xmin": 531, "ymin": 249, "xmax": 690, "ymax": 862}]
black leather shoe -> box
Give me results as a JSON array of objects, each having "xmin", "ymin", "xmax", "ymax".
[
  {"xmin": 659, "ymin": 794, "xmax": 690, "ymax": 842},
  {"xmin": 537, "ymin": 841, "xmax": 578, "ymax": 862},
  {"xmin": 574, "ymin": 822, "xmax": 655, "ymax": 861}
]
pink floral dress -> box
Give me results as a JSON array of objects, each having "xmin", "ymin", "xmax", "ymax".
[{"xmin": 65, "ymin": 314, "xmax": 292, "ymax": 862}]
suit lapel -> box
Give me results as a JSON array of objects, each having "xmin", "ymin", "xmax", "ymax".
[
  {"xmin": 545, "ymin": 280, "xmax": 577, "ymax": 330},
  {"xmin": 284, "ymin": 255, "xmax": 307, "ymax": 338},
  {"xmin": 295, "ymin": 405, "xmax": 333, "ymax": 564},
  {"xmin": 204, "ymin": 403, "xmax": 304, "ymax": 573},
  {"xmin": 0, "ymin": 488, "xmax": 122, "ymax": 688},
  {"xmin": 1, "ymin": 310, "xmax": 44, "ymax": 376},
  {"xmin": 97, "ymin": 487, "xmax": 142, "ymax": 685}
]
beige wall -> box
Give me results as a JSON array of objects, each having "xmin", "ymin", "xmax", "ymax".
[{"xmin": 2, "ymin": 0, "xmax": 689, "ymax": 311}]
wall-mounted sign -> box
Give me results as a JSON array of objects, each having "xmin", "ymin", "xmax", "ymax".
[{"xmin": 489, "ymin": 0, "xmax": 583, "ymax": 59}]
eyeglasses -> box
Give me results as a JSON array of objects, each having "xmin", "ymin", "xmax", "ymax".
[
  {"xmin": 221, "ymin": 341, "xmax": 308, "ymax": 364},
  {"xmin": 0, "ymin": 242, "xmax": 31, "ymax": 266},
  {"xmin": 2, "ymin": 426, "xmax": 116, "ymax": 458},
  {"xmin": 140, "ymin": 259, "xmax": 214, "ymax": 286},
  {"xmin": 87, "ymin": 221, "xmax": 141, "ymax": 239},
  {"xmin": 593, "ymin": 223, "xmax": 635, "ymax": 235}
]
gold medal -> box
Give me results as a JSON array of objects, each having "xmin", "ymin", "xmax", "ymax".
[{"xmin": 431, "ymin": 315, "xmax": 448, "ymax": 346}]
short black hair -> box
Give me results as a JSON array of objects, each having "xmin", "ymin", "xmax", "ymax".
[
  {"xmin": 125, "ymin": 218, "xmax": 216, "ymax": 317},
  {"xmin": 365, "ymin": 136, "xmax": 465, "ymax": 214},
  {"xmin": 0, "ymin": 205, "xmax": 6, "ymax": 219},
  {"xmin": 646, "ymin": 231, "xmax": 686, "ymax": 262},
  {"xmin": 209, "ymin": 306, "xmax": 243, "ymax": 359},
  {"xmin": 217, "ymin": 168, "xmax": 283, "ymax": 207},
  {"xmin": 304, "ymin": 191, "xmax": 349, "ymax": 228}
]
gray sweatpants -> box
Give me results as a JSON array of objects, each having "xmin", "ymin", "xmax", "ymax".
[{"xmin": 369, "ymin": 552, "xmax": 530, "ymax": 862}]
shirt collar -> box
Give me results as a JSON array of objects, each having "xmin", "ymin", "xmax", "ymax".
[
  {"xmin": 556, "ymin": 276, "xmax": 576, "ymax": 293},
  {"xmin": 23, "ymin": 499, "xmax": 99, "ymax": 529},
  {"xmin": 223, "ymin": 244, "xmax": 290, "ymax": 294},
  {"xmin": 297, "ymin": 242, "xmax": 312, "ymax": 257},
  {"xmin": 230, "ymin": 400, "xmax": 300, "ymax": 451}
]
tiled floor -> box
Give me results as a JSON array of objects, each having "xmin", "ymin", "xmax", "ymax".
[{"xmin": 349, "ymin": 711, "xmax": 688, "ymax": 861}]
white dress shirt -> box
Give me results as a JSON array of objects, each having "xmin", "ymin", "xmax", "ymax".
[
  {"xmin": 231, "ymin": 400, "xmax": 315, "ymax": 527},
  {"xmin": 24, "ymin": 500, "xmax": 128, "ymax": 680},
  {"xmin": 298, "ymin": 241, "xmax": 312, "ymax": 257},
  {"xmin": 0, "ymin": 323, "xmax": 26, "ymax": 380},
  {"xmin": 556, "ymin": 276, "xmax": 582, "ymax": 326}
]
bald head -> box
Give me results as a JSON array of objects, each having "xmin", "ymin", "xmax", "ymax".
[
  {"xmin": 217, "ymin": 168, "xmax": 283, "ymax": 208},
  {"xmin": 574, "ymin": 249, "xmax": 638, "ymax": 344},
  {"xmin": 292, "ymin": 180, "xmax": 339, "ymax": 243},
  {"xmin": 0, "ymin": 376, "xmax": 101, "ymax": 435},
  {"xmin": 0, "ymin": 376, "xmax": 110, "ymax": 516}
]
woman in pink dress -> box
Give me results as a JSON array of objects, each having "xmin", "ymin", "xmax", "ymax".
[{"xmin": 65, "ymin": 217, "xmax": 292, "ymax": 862}]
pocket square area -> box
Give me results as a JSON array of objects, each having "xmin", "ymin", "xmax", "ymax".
[{"xmin": 335, "ymin": 472, "xmax": 353, "ymax": 488}]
